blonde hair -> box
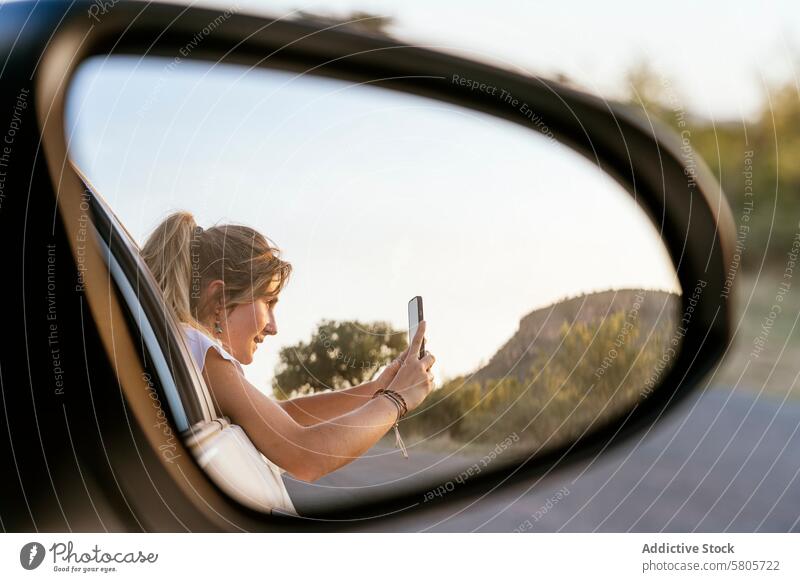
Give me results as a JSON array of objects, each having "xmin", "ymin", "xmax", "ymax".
[{"xmin": 141, "ymin": 211, "xmax": 292, "ymax": 331}]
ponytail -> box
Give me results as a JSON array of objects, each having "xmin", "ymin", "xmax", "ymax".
[
  {"xmin": 141, "ymin": 211, "xmax": 200, "ymax": 326},
  {"xmin": 141, "ymin": 210, "xmax": 293, "ymax": 332}
]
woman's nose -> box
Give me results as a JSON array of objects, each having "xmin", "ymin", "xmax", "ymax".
[{"xmin": 264, "ymin": 319, "xmax": 277, "ymax": 335}]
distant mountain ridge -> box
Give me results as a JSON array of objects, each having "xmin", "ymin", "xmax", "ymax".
[{"xmin": 471, "ymin": 288, "xmax": 680, "ymax": 386}]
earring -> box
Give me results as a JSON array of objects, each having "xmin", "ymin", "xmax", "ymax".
[{"xmin": 213, "ymin": 304, "xmax": 223, "ymax": 336}]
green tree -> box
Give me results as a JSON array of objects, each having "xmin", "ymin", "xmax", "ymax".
[
  {"xmin": 623, "ymin": 60, "xmax": 675, "ymax": 121},
  {"xmin": 294, "ymin": 10, "xmax": 395, "ymax": 37},
  {"xmin": 272, "ymin": 319, "xmax": 406, "ymax": 399},
  {"xmin": 623, "ymin": 61, "xmax": 800, "ymax": 270}
]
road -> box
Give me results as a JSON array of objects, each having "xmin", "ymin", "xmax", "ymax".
[{"xmin": 284, "ymin": 386, "xmax": 800, "ymax": 531}]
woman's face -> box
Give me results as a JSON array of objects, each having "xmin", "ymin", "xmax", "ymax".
[{"xmin": 220, "ymin": 279, "xmax": 280, "ymax": 365}]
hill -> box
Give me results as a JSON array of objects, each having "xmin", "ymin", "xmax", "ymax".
[{"xmin": 471, "ymin": 288, "xmax": 681, "ymax": 387}]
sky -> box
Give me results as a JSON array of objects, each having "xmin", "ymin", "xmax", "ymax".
[
  {"xmin": 66, "ymin": 56, "xmax": 679, "ymax": 391},
  {"xmin": 61, "ymin": 0, "xmax": 799, "ymax": 393}
]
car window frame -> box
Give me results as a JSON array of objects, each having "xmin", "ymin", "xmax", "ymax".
[{"xmin": 77, "ymin": 165, "xmax": 216, "ymax": 429}]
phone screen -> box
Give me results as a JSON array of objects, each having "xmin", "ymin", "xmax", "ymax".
[{"xmin": 407, "ymin": 296, "xmax": 425, "ymax": 359}]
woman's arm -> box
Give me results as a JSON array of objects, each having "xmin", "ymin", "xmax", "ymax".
[
  {"xmin": 277, "ymin": 380, "xmax": 378, "ymax": 426},
  {"xmin": 277, "ymin": 346, "xmax": 410, "ymax": 426},
  {"xmin": 202, "ymin": 341, "xmax": 433, "ymax": 481}
]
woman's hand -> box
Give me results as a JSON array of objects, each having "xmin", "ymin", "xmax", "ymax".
[
  {"xmin": 373, "ymin": 345, "xmax": 410, "ymax": 391},
  {"xmin": 386, "ymin": 320, "xmax": 436, "ymax": 412}
]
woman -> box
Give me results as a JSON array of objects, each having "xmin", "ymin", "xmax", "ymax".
[{"xmin": 141, "ymin": 211, "xmax": 436, "ymax": 513}]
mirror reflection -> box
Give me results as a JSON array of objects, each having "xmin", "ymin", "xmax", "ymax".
[{"xmin": 67, "ymin": 57, "xmax": 682, "ymax": 514}]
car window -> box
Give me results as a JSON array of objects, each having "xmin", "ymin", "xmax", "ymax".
[{"xmin": 82, "ymin": 172, "xmax": 215, "ymax": 431}]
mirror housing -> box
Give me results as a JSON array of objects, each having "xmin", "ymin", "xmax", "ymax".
[{"xmin": 0, "ymin": 0, "xmax": 734, "ymax": 530}]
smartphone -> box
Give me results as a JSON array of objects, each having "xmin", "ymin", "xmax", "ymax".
[{"xmin": 407, "ymin": 296, "xmax": 425, "ymax": 359}]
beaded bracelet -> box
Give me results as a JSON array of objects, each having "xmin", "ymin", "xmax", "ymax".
[
  {"xmin": 372, "ymin": 388, "xmax": 409, "ymax": 458},
  {"xmin": 374, "ymin": 388, "xmax": 408, "ymax": 418}
]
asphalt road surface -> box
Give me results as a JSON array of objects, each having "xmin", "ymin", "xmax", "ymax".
[{"xmin": 284, "ymin": 387, "xmax": 800, "ymax": 531}]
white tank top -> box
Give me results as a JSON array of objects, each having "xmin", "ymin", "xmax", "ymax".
[
  {"xmin": 181, "ymin": 323, "xmax": 244, "ymax": 375},
  {"xmin": 181, "ymin": 324, "xmax": 297, "ymax": 516}
]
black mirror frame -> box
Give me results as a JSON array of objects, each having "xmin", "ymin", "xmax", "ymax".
[{"xmin": 2, "ymin": 0, "xmax": 734, "ymax": 530}]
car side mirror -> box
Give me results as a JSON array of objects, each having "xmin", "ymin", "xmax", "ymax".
[{"xmin": 0, "ymin": 1, "xmax": 734, "ymax": 530}]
